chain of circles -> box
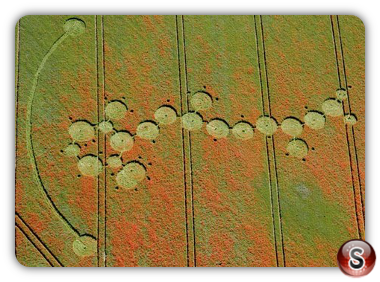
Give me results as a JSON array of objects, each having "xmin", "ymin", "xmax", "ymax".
[{"xmin": 63, "ymin": 88, "xmax": 357, "ymax": 190}]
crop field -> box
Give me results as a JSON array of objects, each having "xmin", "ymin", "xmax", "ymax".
[{"xmin": 15, "ymin": 15, "xmax": 365, "ymax": 267}]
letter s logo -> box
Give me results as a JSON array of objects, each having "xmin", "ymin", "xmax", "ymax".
[{"xmin": 349, "ymin": 247, "xmax": 365, "ymax": 270}]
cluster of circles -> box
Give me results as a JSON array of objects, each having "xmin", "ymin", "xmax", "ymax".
[
  {"xmin": 174, "ymin": 88, "xmax": 356, "ymax": 160},
  {"xmin": 63, "ymin": 88, "xmax": 358, "ymax": 188}
]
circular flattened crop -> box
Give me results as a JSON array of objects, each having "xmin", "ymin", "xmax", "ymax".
[
  {"xmin": 344, "ymin": 114, "xmax": 358, "ymax": 125},
  {"xmin": 107, "ymin": 155, "xmax": 123, "ymax": 169},
  {"xmin": 336, "ymin": 88, "xmax": 348, "ymax": 101},
  {"xmin": 72, "ymin": 235, "xmax": 97, "ymax": 256},
  {"xmin": 98, "ymin": 120, "xmax": 113, "ymax": 134},
  {"xmin": 322, "ymin": 98, "xmax": 343, "ymax": 117},
  {"xmin": 256, "ymin": 116, "xmax": 278, "ymax": 136},
  {"xmin": 190, "ymin": 92, "xmax": 213, "ymax": 111},
  {"xmin": 154, "ymin": 106, "xmax": 177, "ymax": 125},
  {"xmin": 281, "ymin": 117, "xmax": 303, "ymax": 137},
  {"xmin": 232, "ymin": 122, "xmax": 254, "ymax": 140},
  {"xmin": 69, "ymin": 121, "xmax": 95, "ymax": 142},
  {"xmin": 286, "ymin": 139, "xmax": 309, "ymax": 159},
  {"xmin": 110, "ymin": 132, "xmax": 134, "ymax": 152},
  {"xmin": 136, "ymin": 121, "xmax": 160, "ymax": 140},
  {"xmin": 105, "ymin": 101, "xmax": 127, "ymax": 120},
  {"xmin": 123, "ymin": 162, "xmax": 146, "ymax": 182},
  {"xmin": 63, "ymin": 143, "xmax": 80, "ymax": 157},
  {"xmin": 116, "ymin": 172, "xmax": 138, "ymax": 190},
  {"xmin": 64, "ymin": 18, "xmax": 86, "ymax": 37},
  {"xmin": 78, "ymin": 155, "xmax": 103, "ymax": 176},
  {"xmin": 181, "ymin": 112, "xmax": 203, "ymax": 131},
  {"xmin": 115, "ymin": 162, "xmax": 146, "ymax": 189},
  {"xmin": 206, "ymin": 119, "xmax": 230, "ymax": 138},
  {"xmin": 304, "ymin": 111, "xmax": 326, "ymax": 130}
]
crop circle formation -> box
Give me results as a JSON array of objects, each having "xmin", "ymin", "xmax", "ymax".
[
  {"xmin": 116, "ymin": 162, "xmax": 146, "ymax": 189},
  {"xmin": 190, "ymin": 92, "xmax": 213, "ymax": 111},
  {"xmin": 281, "ymin": 117, "xmax": 303, "ymax": 137},
  {"xmin": 105, "ymin": 101, "xmax": 127, "ymax": 120},
  {"xmin": 304, "ymin": 111, "xmax": 325, "ymax": 130},
  {"xmin": 232, "ymin": 122, "xmax": 254, "ymax": 140},
  {"xmin": 72, "ymin": 235, "xmax": 97, "ymax": 256},
  {"xmin": 256, "ymin": 116, "xmax": 278, "ymax": 136},
  {"xmin": 154, "ymin": 106, "xmax": 177, "ymax": 125},
  {"xmin": 64, "ymin": 18, "xmax": 86, "ymax": 37},
  {"xmin": 110, "ymin": 132, "xmax": 134, "ymax": 152},
  {"xmin": 69, "ymin": 121, "xmax": 95, "ymax": 142},
  {"xmin": 287, "ymin": 139, "xmax": 309, "ymax": 159},
  {"xmin": 136, "ymin": 121, "xmax": 160, "ymax": 140},
  {"xmin": 64, "ymin": 86, "xmax": 359, "ymax": 188},
  {"xmin": 182, "ymin": 112, "xmax": 203, "ymax": 131},
  {"xmin": 206, "ymin": 119, "xmax": 230, "ymax": 138},
  {"xmin": 322, "ymin": 98, "xmax": 343, "ymax": 117},
  {"xmin": 77, "ymin": 155, "xmax": 103, "ymax": 176}
]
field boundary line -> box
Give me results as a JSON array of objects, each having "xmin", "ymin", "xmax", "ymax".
[
  {"xmin": 175, "ymin": 15, "xmax": 190, "ymax": 267},
  {"xmin": 330, "ymin": 15, "xmax": 365, "ymax": 239},
  {"xmin": 175, "ymin": 15, "xmax": 196, "ymax": 267},
  {"xmin": 95, "ymin": 15, "xmax": 106, "ymax": 267},
  {"xmin": 15, "ymin": 20, "xmax": 20, "ymax": 169},
  {"xmin": 336, "ymin": 15, "xmax": 365, "ymax": 227},
  {"xmin": 96, "ymin": 15, "xmax": 107, "ymax": 267},
  {"xmin": 254, "ymin": 15, "xmax": 285, "ymax": 267},
  {"xmin": 15, "ymin": 213, "xmax": 63, "ymax": 267}
]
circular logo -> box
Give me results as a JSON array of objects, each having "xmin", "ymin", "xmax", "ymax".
[{"xmin": 337, "ymin": 239, "xmax": 376, "ymax": 277}]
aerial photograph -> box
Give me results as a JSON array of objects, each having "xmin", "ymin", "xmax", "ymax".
[{"xmin": 15, "ymin": 15, "xmax": 365, "ymax": 267}]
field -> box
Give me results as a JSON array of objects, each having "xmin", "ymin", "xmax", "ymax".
[{"xmin": 15, "ymin": 15, "xmax": 365, "ymax": 267}]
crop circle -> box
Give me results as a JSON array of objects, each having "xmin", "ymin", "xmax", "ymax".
[
  {"xmin": 182, "ymin": 112, "xmax": 203, "ymax": 131},
  {"xmin": 281, "ymin": 117, "xmax": 303, "ymax": 137},
  {"xmin": 69, "ymin": 121, "xmax": 95, "ymax": 142},
  {"xmin": 64, "ymin": 18, "xmax": 86, "ymax": 37},
  {"xmin": 105, "ymin": 101, "xmax": 127, "ymax": 120},
  {"xmin": 344, "ymin": 114, "xmax": 358, "ymax": 125},
  {"xmin": 73, "ymin": 235, "xmax": 97, "ymax": 256},
  {"xmin": 190, "ymin": 92, "xmax": 213, "ymax": 111},
  {"xmin": 63, "ymin": 143, "xmax": 80, "ymax": 157},
  {"xmin": 107, "ymin": 155, "xmax": 123, "ymax": 169},
  {"xmin": 286, "ymin": 139, "xmax": 309, "ymax": 159},
  {"xmin": 78, "ymin": 155, "xmax": 103, "ymax": 176},
  {"xmin": 136, "ymin": 121, "xmax": 160, "ymax": 140},
  {"xmin": 206, "ymin": 119, "xmax": 230, "ymax": 138},
  {"xmin": 154, "ymin": 106, "xmax": 177, "ymax": 125},
  {"xmin": 123, "ymin": 162, "xmax": 146, "ymax": 182},
  {"xmin": 322, "ymin": 98, "xmax": 343, "ymax": 117},
  {"xmin": 256, "ymin": 116, "xmax": 278, "ymax": 136},
  {"xmin": 98, "ymin": 121, "xmax": 113, "ymax": 133},
  {"xmin": 232, "ymin": 122, "xmax": 254, "ymax": 140},
  {"xmin": 336, "ymin": 88, "xmax": 348, "ymax": 101},
  {"xmin": 304, "ymin": 111, "xmax": 326, "ymax": 130},
  {"xmin": 110, "ymin": 132, "xmax": 134, "ymax": 152}
]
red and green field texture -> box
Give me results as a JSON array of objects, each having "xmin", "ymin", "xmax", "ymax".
[{"xmin": 15, "ymin": 15, "xmax": 365, "ymax": 267}]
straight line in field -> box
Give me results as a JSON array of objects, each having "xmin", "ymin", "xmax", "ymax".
[
  {"xmin": 15, "ymin": 213, "xmax": 63, "ymax": 267},
  {"xmin": 175, "ymin": 16, "xmax": 190, "ymax": 267},
  {"xmin": 15, "ymin": 21, "xmax": 20, "ymax": 247},
  {"xmin": 259, "ymin": 17, "xmax": 286, "ymax": 265},
  {"xmin": 336, "ymin": 17, "xmax": 365, "ymax": 224},
  {"xmin": 96, "ymin": 15, "xmax": 107, "ymax": 267},
  {"xmin": 15, "ymin": 226, "xmax": 54, "ymax": 267},
  {"xmin": 254, "ymin": 15, "xmax": 285, "ymax": 267},
  {"xmin": 253, "ymin": 16, "xmax": 278, "ymax": 266},
  {"xmin": 102, "ymin": 17, "xmax": 107, "ymax": 266},
  {"xmin": 15, "ymin": 20, "xmax": 20, "ymax": 160},
  {"xmin": 330, "ymin": 15, "xmax": 364, "ymax": 239},
  {"xmin": 175, "ymin": 15, "xmax": 196, "ymax": 267}
]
